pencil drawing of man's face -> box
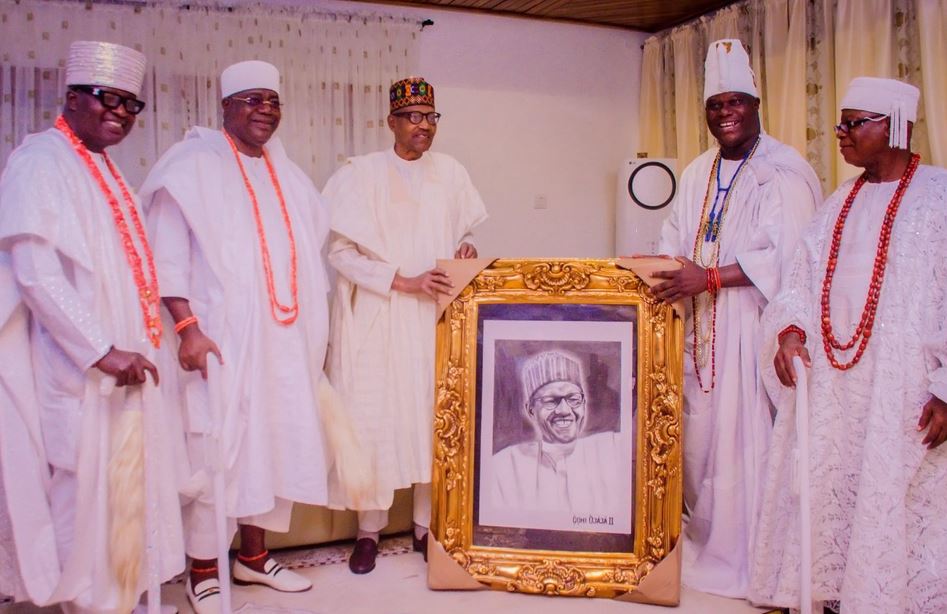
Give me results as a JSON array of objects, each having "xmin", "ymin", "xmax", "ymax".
[{"xmin": 527, "ymin": 380, "xmax": 587, "ymax": 444}]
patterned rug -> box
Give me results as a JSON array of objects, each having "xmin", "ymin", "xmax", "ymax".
[{"xmin": 165, "ymin": 534, "xmax": 414, "ymax": 586}]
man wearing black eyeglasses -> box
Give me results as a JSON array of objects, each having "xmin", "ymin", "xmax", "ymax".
[
  {"xmin": 750, "ymin": 77, "xmax": 947, "ymax": 614},
  {"xmin": 323, "ymin": 75, "xmax": 487, "ymax": 574},
  {"xmin": 0, "ymin": 40, "xmax": 185, "ymax": 612},
  {"xmin": 141, "ymin": 59, "xmax": 331, "ymax": 611}
]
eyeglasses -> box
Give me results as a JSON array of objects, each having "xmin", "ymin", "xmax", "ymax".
[
  {"xmin": 391, "ymin": 111, "xmax": 441, "ymax": 125},
  {"xmin": 70, "ymin": 85, "xmax": 146, "ymax": 115},
  {"xmin": 230, "ymin": 95, "xmax": 282, "ymax": 110},
  {"xmin": 834, "ymin": 114, "xmax": 888, "ymax": 134},
  {"xmin": 530, "ymin": 393, "xmax": 585, "ymax": 411}
]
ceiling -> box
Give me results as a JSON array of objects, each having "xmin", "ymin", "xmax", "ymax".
[{"xmin": 345, "ymin": 0, "xmax": 739, "ymax": 33}]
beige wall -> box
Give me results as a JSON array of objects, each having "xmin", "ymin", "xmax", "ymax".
[{"xmin": 413, "ymin": 12, "xmax": 647, "ymax": 258}]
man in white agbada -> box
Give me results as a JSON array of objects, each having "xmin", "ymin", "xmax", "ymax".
[
  {"xmin": 749, "ymin": 78, "xmax": 947, "ymax": 614},
  {"xmin": 0, "ymin": 41, "xmax": 185, "ymax": 612},
  {"xmin": 139, "ymin": 60, "xmax": 329, "ymax": 612},
  {"xmin": 490, "ymin": 351, "xmax": 623, "ymax": 514},
  {"xmin": 651, "ymin": 39, "xmax": 822, "ymax": 598},
  {"xmin": 323, "ymin": 76, "xmax": 487, "ymax": 574}
]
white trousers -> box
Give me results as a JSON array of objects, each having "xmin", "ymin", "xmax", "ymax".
[
  {"xmin": 184, "ymin": 496, "xmax": 293, "ymax": 560},
  {"xmin": 357, "ymin": 483, "xmax": 431, "ymax": 533}
]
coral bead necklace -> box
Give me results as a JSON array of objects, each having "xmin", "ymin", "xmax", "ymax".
[
  {"xmin": 55, "ymin": 115, "xmax": 162, "ymax": 348},
  {"xmin": 820, "ymin": 153, "xmax": 920, "ymax": 370},
  {"xmin": 690, "ymin": 137, "xmax": 761, "ymax": 392},
  {"xmin": 223, "ymin": 131, "xmax": 299, "ymax": 325}
]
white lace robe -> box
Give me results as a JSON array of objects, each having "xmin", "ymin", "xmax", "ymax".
[{"xmin": 749, "ymin": 164, "xmax": 947, "ymax": 613}]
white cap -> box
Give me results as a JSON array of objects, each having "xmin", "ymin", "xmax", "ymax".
[
  {"xmin": 521, "ymin": 351, "xmax": 585, "ymax": 399},
  {"xmin": 221, "ymin": 60, "xmax": 280, "ymax": 99},
  {"xmin": 840, "ymin": 77, "xmax": 919, "ymax": 150},
  {"xmin": 703, "ymin": 39, "xmax": 759, "ymax": 102},
  {"xmin": 65, "ymin": 41, "xmax": 146, "ymax": 97}
]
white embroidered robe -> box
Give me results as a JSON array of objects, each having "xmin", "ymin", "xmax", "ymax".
[
  {"xmin": 0, "ymin": 128, "xmax": 185, "ymax": 610},
  {"xmin": 323, "ymin": 149, "xmax": 487, "ymax": 511}
]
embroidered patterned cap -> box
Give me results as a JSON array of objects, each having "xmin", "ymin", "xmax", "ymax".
[
  {"xmin": 840, "ymin": 77, "xmax": 919, "ymax": 150},
  {"xmin": 521, "ymin": 351, "xmax": 585, "ymax": 400},
  {"xmin": 389, "ymin": 76, "xmax": 434, "ymax": 112},
  {"xmin": 221, "ymin": 60, "xmax": 281, "ymax": 99},
  {"xmin": 65, "ymin": 40, "xmax": 146, "ymax": 97},
  {"xmin": 703, "ymin": 39, "xmax": 758, "ymax": 102}
]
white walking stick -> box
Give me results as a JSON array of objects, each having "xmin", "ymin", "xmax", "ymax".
[
  {"xmin": 792, "ymin": 356, "xmax": 815, "ymax": 614},
  {"xmin": 205, "ymin": 358, "xmax": 233, "ymax": 614}
]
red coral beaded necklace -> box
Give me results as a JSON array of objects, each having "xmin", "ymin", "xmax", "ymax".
[
  {"xmin": 55, "ymin": 115, "xmax": 162, "ymax": 348},
  {"xmin": 820, "ymin": 153, "xmax": 920, "ymax": 370},
  {"xmin": 223, "ymin": 131, "xmax": 299, "ymax": 326}
]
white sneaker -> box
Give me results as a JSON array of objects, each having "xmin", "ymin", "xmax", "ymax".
[
  {"xmin": 186, "ymin": 576, "xmax": 222, "ymax": 614},
  {"xmin": 232, "ymin": 557, "xmax": 312, "ymax": 593}
]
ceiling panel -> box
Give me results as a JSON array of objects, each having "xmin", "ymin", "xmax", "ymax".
[{"xmin": 347, "ymin": 0, "xmax": 738, "ymax": 32}]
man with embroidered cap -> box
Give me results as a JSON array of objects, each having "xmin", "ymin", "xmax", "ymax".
[
  {"xmin": 0, "ymin": 41, "xmax": 185, "ymax": 612},
  {"xmin": 323, "ymin": 75, "xmax": 487, "ymax": 574},
  {"xmin": 650, "ymin": 39, "xmax": 822, "ymax": 598},
  {"xmin": 140, "ymin": 59, "xmax": 330, "ymax": 611},
  {"xmin": 489, "ymin": 351, "xmax": 624, "ymax": 515},
  {"xmin": 749, "ymin": 77, "xmax": 947, "ymax": 614}
]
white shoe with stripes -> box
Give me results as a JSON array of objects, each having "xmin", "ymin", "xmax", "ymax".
[
  {"xmin": 232, "ymin": 557, "xmax": 312, "ymax": 593},
  {"xmin": 185, "ymin": 577, "xmax": 221, "ymax": 614}
]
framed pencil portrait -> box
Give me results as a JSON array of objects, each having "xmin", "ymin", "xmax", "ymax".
[{"xmin": 429, "ymin": 259, "xmax": 684, "ymax": 605}]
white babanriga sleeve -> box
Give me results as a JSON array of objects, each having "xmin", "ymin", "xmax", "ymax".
[
  {"xmin": 10, "ymin": 236, "xmax": 111, "ymax": 369},
  {"xmin": 147, "ymin": 187, "xmax": 193, "ymax": 300},
  {"xmin": 922, "ymin": 182, "xmax": 947, "ymax": 403},
  {"xmin": 734, "ymin": 169, "xmax": 818, "ymax": 302},
  {"xmin": 327, "ymin": 233, "xmax": 398, "ymax": 297}
]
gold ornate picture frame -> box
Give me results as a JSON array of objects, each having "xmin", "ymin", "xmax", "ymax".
[{"xmin": 429, "ymin": 259, "xmax": 684, "ymax": 604}]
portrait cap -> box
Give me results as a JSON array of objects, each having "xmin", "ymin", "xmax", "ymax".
[
  {"xmin": 65, "ymin": 40, "xmax": 146, "ymax": 98},
  {"xmin": 522, "ymin": 351, "xmax": 584, "ymax": 400},
  {"xmin": 703, "ymin": 39, "xmax": 758, "ymax": 102},
  {"xmin": 221, "ymin": 60, "xmax": 281, "ymax": 99},
  {"xmin": 389, "ymin": 76, "xmax": 434, "ymax": 112},
  {"xmin": 840, "ymin": 77, "xmax": 919, "ymax": 150}
]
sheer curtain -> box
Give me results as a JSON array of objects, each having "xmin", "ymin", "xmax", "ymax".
[
  {"xmin": 0, "ymin": 0, "xmax": 420, "ymax": 186},
  {"xmin": 638, "ymin": 0, "xmax": 945, "ymax": 192}
]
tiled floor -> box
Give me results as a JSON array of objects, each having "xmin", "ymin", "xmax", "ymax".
[{"xmin": 2, "ymin": 536, "xmax": 774, "ymax": 613}]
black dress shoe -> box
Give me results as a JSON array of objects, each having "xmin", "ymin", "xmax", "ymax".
[
  {"xmin": 412, "ymin": 532, "xmax": 429, "ymax": 562},
  {"xmin": 349, "ymin": 538, "xmax": 378, "ymax": 574}
]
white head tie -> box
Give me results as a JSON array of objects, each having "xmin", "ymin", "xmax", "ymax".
[
  {"xmin": 703, "ymin": 39, "xmax": 759, "ymax": 102},
  {"xmin": 221, "ymin": 60, "xmax": 281, "ymax": 99},
  {"xmin": 65, "ymin": 41, "xmax": 146, "ymax": 97},
  {"xmin": 840, "ymin": 77, "xmax": 919, "ymax": 150}
]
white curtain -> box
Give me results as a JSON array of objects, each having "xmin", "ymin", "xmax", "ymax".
[
  {"xmin": 639, "ymin": 0, "xmax": 945, "ymax": 193},
  {"xmin": 0, "ymin": 0, "xmax": 420, "ymax": 187}
]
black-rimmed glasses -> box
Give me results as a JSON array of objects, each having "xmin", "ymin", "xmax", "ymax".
[
  {"xmin": 70, "ymin": 85, "xmax": 146, "ymax": 115},
  {"xmin": 834, "ymin": 114, "xmax": 888, "ymax": 134},
  {"xmin": 392, "ymin": 111, "xmax": 441, "ymax": 125},
  {"xmin": 530, "ymin": 393, "xmax": 586, "ymax": 411},
  {"xmin": 230, "ymin": 95, "xmax": 282, "ymax": 110}
]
